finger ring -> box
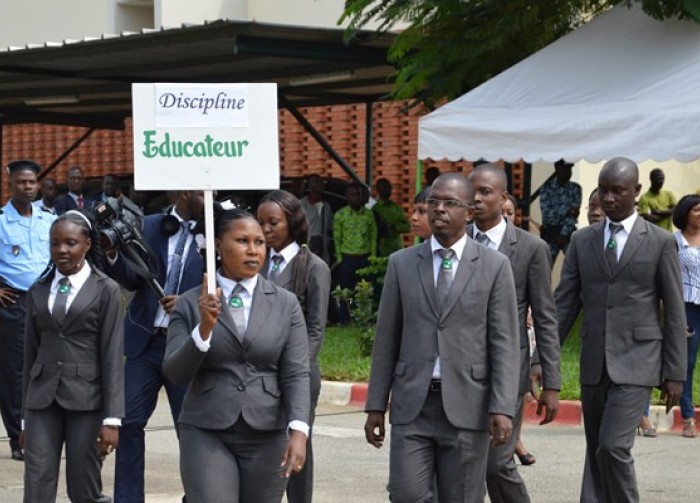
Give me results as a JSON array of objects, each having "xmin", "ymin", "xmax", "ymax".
[
  {"xmin": 297, "ymin": 465, "xmax": 302, "ymax": 470},
  {"xmin": 106, "ymin": 445, "xmax": 114, "ymax": 453}
]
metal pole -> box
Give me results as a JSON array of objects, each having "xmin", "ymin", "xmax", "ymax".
[
  {"xmin": 40, "ymin": 127, "xmax": 97, "ymax": 179},
  {"xmin": 279, "ymin": 94, "xmax": 365, "ymax": 187},
  {"xmin": 522, "ymin": 162, "xmax": 533, "ymax": 230},
  {"xmin": 365, "ymin": 101, "xmax": 373, "ymax": 186}
]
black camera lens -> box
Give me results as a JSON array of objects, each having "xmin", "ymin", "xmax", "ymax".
[{"xmin": 99, "ymin": 229, "xmax": 119, "ymax": 249}]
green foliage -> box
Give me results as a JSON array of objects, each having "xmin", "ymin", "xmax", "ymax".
[
  {"xmin": 356, "ymin": 255, "xmax": 389, "ymax": 283},
  {"xmin": 341, "ymin": 0, "xmax": 700, "ymax": 109},
  {"xmin": 331, "ymin": 280, "xmax": 378, "ymax": 356}
]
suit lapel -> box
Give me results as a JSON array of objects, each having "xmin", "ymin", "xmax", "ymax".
[
  {"xmin": 243, "ymin": 278, "xmax": 276, "ymax": 348},
  {"xmin": 218, "ymin": 291, "xmax": 243, "ymax": 343},
  {"xmin": 497, "ymin": 221, "xmax": 518, "ymax": 261},
  {"xmin": 417, "ymin": 242, "xmax": 440, "ymax": 319},
  {"xmin": 615, "ymin": 217, "xmax": 646, "ymax": 276},
  {"xmin": 441, "ymin": 238, "xmax": 478, "ymax": 321},
  {"xmin": 63, "ymin": 272, "xmax": 99, "ymax": 327},
  {"xmin": 590, "ymin": 222, "xmax": 608, "ymax": 274}
]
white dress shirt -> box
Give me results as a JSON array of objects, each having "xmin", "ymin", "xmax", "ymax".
[
  {"xmin": 429, "ymin": 233, "xmax": 468, "ymax": 379},
  {"xmin": 604, "ymin": 213, "xmax": 637, "ymax": 260},
  {"xmin": 153, "ymin": 208, "xmax": 196, "ymax": 328},
  {"xmin": 472, "ymin": 217, "xmax": 507, "ymax": 251},
  {"xmin": 268, "ymin": 241, "xmax": 301, "ymax": 277}
]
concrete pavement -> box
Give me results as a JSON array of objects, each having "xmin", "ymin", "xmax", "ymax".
[{"xmin": 2, "ymin": 387, "xmax": 700, "ymax": 501}]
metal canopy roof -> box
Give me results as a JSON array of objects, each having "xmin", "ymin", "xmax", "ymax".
[{"xmin": 0, "ymin": 20, "xmax": 396, "ymax": 130}]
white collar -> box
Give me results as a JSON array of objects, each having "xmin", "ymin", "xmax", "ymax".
[
  {"xmin": 473, "ymin": 217, "xmax": 507, "ymax": 247},
  {"xmin": 270, "ymin": 241, "xmax": 301, "ymax": 265},
  {"xmin": 430, "ymin": 233, "xmax": 467, "ymax": 261},
  {"xmin": 53, "ymin": 261, "xmax": 91, "ymax": 290},
  {"xmin": 216, "ymin": 270, "xmax": 258, "ymax": 298},
  {"xmin": 606, "ymin": 212, "xmax": 637, "ymax": 234}
]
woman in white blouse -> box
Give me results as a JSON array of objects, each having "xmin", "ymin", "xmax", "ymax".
[{"xmin": 673, "ymin": 195, "xmax": 700, "ymax": 438}]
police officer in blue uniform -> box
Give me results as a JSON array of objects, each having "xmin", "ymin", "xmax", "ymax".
[{"xmin": 0, "ymin": 160, "xmax": 55, "ymax": 461}]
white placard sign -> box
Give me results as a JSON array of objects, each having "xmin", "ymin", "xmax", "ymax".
[{"xmin": 132, "ymin": 83, "xmax": 280, "ymax": 191}]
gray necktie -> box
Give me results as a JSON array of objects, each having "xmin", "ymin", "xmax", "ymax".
[
  {"xmin": 268, "ymin": 255, "xmax": 284, "ymax": 282},
  {"xmin": 228, "ymin": 283, "xmax": 247, "ymax": 338},
  {"xmin": 436, "ymin": 248, "xmax": 456, "ymax": 310},
  {"xmin": 164, "ymin": 222, "xmax": 188, "ymax": 295},
  {"xmin": 605, "ymin": 222, "xmax": 624, "ymax": 272},
  {"xmin": 475, "ymin": 232, "xmax": 491, "ymax": 247},
  {"xmin": 53, "ymin": 277, "xmax": 71, "ymax": 326}
]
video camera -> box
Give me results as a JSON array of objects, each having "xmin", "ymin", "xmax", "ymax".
[
  {"xmin": 94, "ymin": 197, "xmax": 165, "ymax": 299},
  {"xmin": 93, "ymin": 197, "xmax": 144, "ymax": 249}
]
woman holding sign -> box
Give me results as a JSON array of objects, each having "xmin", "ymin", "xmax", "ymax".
[
  {"xmin": 163, "ymin": 207, "xmax": 310, "ymax": 503},
  {"xmin": 257, "ymin": 190, "xmax": 331, "ymax": 503}
]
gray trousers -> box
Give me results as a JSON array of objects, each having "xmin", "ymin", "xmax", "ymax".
[
  {"xmin": 388, "ymin": 389, "xmax": 489, "ymax": 503},
  {"xmin": 286, "ymin": 364, "xmax": 321, "ymax": 503},
  {"xmin": 179, "ymin": 420, "xmax": 288, "ymax": 503},
  {"xmin": 486, "ymin": 394, "xmax": 530, "ymax": 503},
  {"xmin": 579, "ymin": 371, "xmax": 651, "ymax": 503},
  {"xmin": 24, "ymin": 402, "xmax": 103, "ymax": 503}
]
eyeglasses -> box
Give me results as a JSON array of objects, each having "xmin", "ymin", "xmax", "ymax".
[{"xmin": 426, "ymin": 198, "xmax": 471, "ymax": 209}]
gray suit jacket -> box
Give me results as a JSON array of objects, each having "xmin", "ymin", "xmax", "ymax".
[
  {"xmin": 555, "ymin": 217, "xmax": 687, "ymax": 386},
  {"xmin": 366, "ymin": 238, "xmax": 520, "ymax": 430},
  {"xmin": 262, "ymin": 250, "xmax": 331, "ymax": 365},
  {"xmin": 468, "ymin": 221, "xmax": 561, "ymax": 393},
  {"xmin": 22, "ymin": 267, "xmax": 125, "ymax": 418},
  {"xmin": 163, "ymin": 276, "xmax": 311, "ymax": 431}
]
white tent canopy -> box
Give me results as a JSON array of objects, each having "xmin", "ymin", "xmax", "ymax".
[{"xmin": 418, "ymin": 5, "xmax": 700, "ymax": 163}]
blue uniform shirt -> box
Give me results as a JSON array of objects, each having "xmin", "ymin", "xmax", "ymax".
[{"xmin": 0, "ymin": 201, "xmax": 56, "ymax": 291}]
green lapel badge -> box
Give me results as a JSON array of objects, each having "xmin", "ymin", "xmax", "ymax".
[
  {"xmin": 58, "ymin": 283, "xmax": 71, "ymax": 294},
  {"xmin": 229, "ymin": 296, "xmax": 243, "ymax": 308},
  {"xmin": 441, "ymin": 259, "xmax": 453, "ymax": 270}
]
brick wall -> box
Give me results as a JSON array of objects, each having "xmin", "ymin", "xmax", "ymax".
[{"xmin": 1, "ymin": 102, "xmax": 522, "ymax": 218}]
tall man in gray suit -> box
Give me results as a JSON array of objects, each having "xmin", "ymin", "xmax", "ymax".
[
  {"xmin": 468, "ymin": 165, "xmax": 561, "ymax": 503},
  {"xmin": 555, "ymin": 157, "xmax": 686, "ymax": 503},
  {"xmin": 364, "ymin": 173, "xmax": 520, "ymax": 502}
]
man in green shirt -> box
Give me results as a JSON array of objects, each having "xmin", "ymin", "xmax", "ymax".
[
  {"xmin": 334, "ymin": 183, "xmax": 377, "ymax": 325},
  {"xmin": 638, "ymin": 168, "xmax": 676, "ymax": 231},
  {"xmin": 372, "ymin": 178, "xmax": 410, "ymax": 257}
]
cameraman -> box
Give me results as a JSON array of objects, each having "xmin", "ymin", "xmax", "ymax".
[{"xmin": 104, "ymin": 190, "xmax": 205, "ymax": 503}]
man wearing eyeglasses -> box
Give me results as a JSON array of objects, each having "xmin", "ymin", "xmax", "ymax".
[{"xmin": 364, "ymin": 173, "xmax": 520, "ymax": 502}]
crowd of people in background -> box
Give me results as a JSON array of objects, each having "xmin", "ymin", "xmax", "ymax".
[{"xmin": 0, "ymin": 157, "xmax": 698, "ymax": 502}]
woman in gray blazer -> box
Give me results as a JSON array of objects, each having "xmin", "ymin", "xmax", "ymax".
[
  {"xmin": 257, "ymin": 190, "xmax": 331, "ymax": 503},
  {"xmin": 163, "ymin": 208, "xmax": 310, "ymax": 503},
  {"xmin": 22, "ymin": 211, "xmax": 124, "ymax": 502}
]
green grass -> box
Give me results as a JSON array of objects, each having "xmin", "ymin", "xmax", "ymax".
[
  {"xmin": 320, "ymin": 314, "xmax": 699, "ymax": 404},
  {"xmin": 318, "ymin": 326, "xmax": 372, "ymax": 381}
]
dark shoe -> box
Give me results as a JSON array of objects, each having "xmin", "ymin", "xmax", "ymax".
[
  {"xmin": 11, "ymin": 449, "xmax": 24, "ymax": 461},
  {"xmin": 682, "ymin": 418, "xmax": 696, "ymax": 438},
  {"xmin": 517, "ymin": 452, "xmax": 536, "ymax": 465}
]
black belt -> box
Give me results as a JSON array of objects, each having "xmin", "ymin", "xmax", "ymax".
[
  {"xmin": 429, "ymin": 379, "xmax": 442, "ymax": 392},
  {"xmin": 153, "ymin": 327, "xmax": 168, "ymax": 337}
]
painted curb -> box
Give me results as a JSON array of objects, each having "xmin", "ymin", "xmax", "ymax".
[{"xmin": 319, "ymin": 382, "xmax": 693, "ymax": 433}]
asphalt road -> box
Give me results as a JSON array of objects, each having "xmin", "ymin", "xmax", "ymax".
[{"xmin": 1, "ymin": 395, "xmax": 698, "ymax": 502}]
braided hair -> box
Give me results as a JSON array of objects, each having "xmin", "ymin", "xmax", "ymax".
[{"xmin": 258, "ymin": 190, "xmax": 310, "ymax": 299}]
